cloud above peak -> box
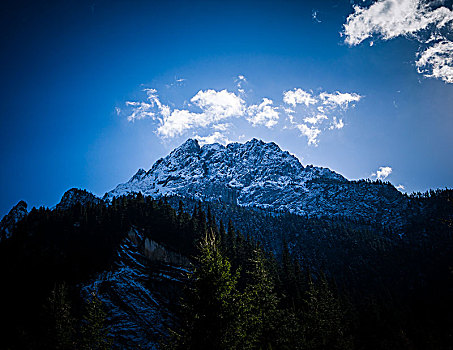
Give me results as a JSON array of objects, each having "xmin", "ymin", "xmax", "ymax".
[
  {"xmin": 246, "ymin": 98, "xmax": 280, "ymax": 128},
  {"xmin": 193, "ymin": 131, "xmax": 232, "ymax": 146},
  {"xmin": 343, "ymin": 0, "xmax": 453, "ymax": 83},
  {"xmin": 319, "ymin": 91, "xmax": 362, "ymax": 109},
  {"xmin": 123, "ymin": 76, "xmax": 363, "ymax": 146},
  {"xmin": 191, "ymin": 89, "xmax": 245, "ymax": 120},
  {"xmin": 133, "ymin": 89, "xmax": 245, "ymax": 139},
  {"xmin": 371, "ymin": 166, "xmax": 393, "ymax": 180},
  {"xmin": 283, "ymin": 88, "xmax": 362, "ymax": 145},
  {"xmin": 283, "ymin": 88, "xmax": 317, "ymax": 107}
]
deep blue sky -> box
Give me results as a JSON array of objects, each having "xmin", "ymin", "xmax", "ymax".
[{"xmin": 1, "ymin": 0, "xmax": 452, "ymax": 216}]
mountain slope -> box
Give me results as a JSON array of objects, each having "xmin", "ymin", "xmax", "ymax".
[
  {"xmin": 0, "ymin": 200, "xmax": 27, "ymax": 242},
  {"xmin": 107, "ymin": 138, "xmax": 410, "ymax": 227}
]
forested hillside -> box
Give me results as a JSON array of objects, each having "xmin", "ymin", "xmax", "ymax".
[{"xmin": 1, "ymin": 189, "xmax": 453, "ymax": 349}]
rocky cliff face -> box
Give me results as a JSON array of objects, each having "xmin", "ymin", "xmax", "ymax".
[
  {"xmin": 107, "ymin": 138, "xmax": 410, "ymax": 226},
  {"xmin": 82, "ymin": 228, "xmax": 190, "ymax": 349}
]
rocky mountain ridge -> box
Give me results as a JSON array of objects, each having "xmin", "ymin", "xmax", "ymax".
[
  {"xmin": 0, "ymin": 138, "xmax": 413, "ymax": 237},
  {"xmin": 107, "ymin": 138, "xmax": 410, "ymax": 227}
]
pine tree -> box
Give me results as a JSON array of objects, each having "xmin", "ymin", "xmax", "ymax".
[
  {"xmin": 303, "ymin": 276, "xmax": 352, "ymax": 350},
  {"xmin": 242, "ymin": 247, "xmax": 282, "ymax": 349},
  {"xmin": 47, "ymin": 282, "xmax": 76, "ymax": 350},
  {"xmin": 169, "ymin": 228, "xmax": 244, "ymax": 350},
  {"xmin": 219, "ymin": 219, "xmax": 227, "ymax": 254},
  {"xmin": 80, "ymin": 291, "xmax": 112, "ymax": 350}
]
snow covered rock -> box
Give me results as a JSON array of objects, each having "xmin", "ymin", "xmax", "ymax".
[{"xmin": 106, "ymin": 138, "xmax": 410, "ymax": 226}]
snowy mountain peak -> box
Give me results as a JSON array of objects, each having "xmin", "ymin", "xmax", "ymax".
[
  {"xmin": 175, "ymin": 138, "xmax": 201, "ymax": 154},
  {"xmin": 106, "ymin": 138, "xmax": 408, "ymax": 225}
]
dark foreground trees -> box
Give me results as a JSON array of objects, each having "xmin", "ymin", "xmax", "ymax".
[
  {"xmin": 46, "ymin": 283, "xmax": 112, "ymax": 350},
  {"xmin": 164, "ymin": 226, "xmax": 351, "ymax": 350},
  {"xmin": 1, "ymin": 190, "xmax": 452, "ymax": 349}
]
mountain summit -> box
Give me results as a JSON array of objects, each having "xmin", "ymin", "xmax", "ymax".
[{"xmin": 107, "ymin": 138, "xmax": 409, "ymax": 225}]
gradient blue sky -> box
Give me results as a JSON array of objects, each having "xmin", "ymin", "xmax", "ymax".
[{"xmin": 1, "ymin": 0, "xmax": 452, "ymax": 216}]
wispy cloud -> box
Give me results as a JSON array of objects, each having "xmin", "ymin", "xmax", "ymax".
[
  {"xmin": 235, "ymin": 75, "xmax": 247, "ymax": 95},
  {"xmin": 416, "ymin": 39, "xmax": 453, "ymax": 83},
  {"xmin": 395, "ymin": 184, "xmax": 406, "ymax": 191},
  {"xmin": 165, "ymin": 76, "xmax": 187, "ymax": 88},
  {"xmin": 304, "ymin": 114, "xmax": 328, "ymax": 125},
  {"xmin": 329, "ymin": 116, "xmax": 344, "ymax": 130},
  {"xmin": 319, "ymin": 91, "xmax": 362, "ymax": 109},
  {"xmin": 125, "ymin": 101, "xmax": 155, "ymax": 122},
  {"xmin": 343, "ymin": 0, "xmax": 453, "ymax": 83},
  {"xmin": 282, "ymin": 88, "xmax": 362, "ymax": 145},
  {"xmin": 312, "ymin": 9, "xmax": 321, "ymax": 23},
  {"xmin": 123, "ymin": 76, "xmax": 363, "ymax": 146},
  {"xmin": 295, "ymin": 124, "xmax": 321, "ymax": 146},
  {"xmin": 212, "ymin": 123, "xmax": 232, "ymax": 131}
]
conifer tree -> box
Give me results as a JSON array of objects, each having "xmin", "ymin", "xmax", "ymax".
[
  {"xmin": 80, "ymin": 291, "xmax": 112, "ymax": 350},
  {"xmin": 169, "ymin": 228, "xmax": 244, "ymax": 350},
  {"xmin": 242, "ymin": 247, "xmax": 282, "ymax": 349},
  {"xmin": 303, "ymin": 276, "xmax": 352, "ymax": 350},
  {"xmin": 47, "ymin": 282, "xmax": 76, "ymax": 350}
]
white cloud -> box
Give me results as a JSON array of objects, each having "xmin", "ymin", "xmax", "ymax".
[
  {"xmin": 247, "ymin": 98, "xmax": 280, "ymax": 128},
  {"xmin": 416, "ymin": 39, "xmax": 453, "ymax": 83},
  {"xmin": 329, "ymin": 116, "xmax": 344, "ymax": 129},
  {"xmin": 125, "ymin": 101, "xmax": 155, "ymax": 122},
  {"xmin": 312, "ymin": 9, "xmax": 321, "ymax": 23},
  {"xmin": 344, "ymin": 0, "xmax": 453, "ymax": 46},
  {"xmin": 395, "ymin": 184, "xmax": 406, "ymax": 191},
  {"xmin": 343, "ymin": 0, "xmax": 453, "ymax": 83},
  {"xmin": 124, "ymin": 79, "xmax": 363, "ymax": 146},
  {"xmin": 165, "ymin": 77, "xmax": 186, "ymax": 88},
  {"xmin": 304, "ymin": 113, "xmax": 328, "ymax": 124},
  {"xmin": 156, "ymin": 109, "xmax": 198, "ymax": 138},
  {"xmin": 284, "ymin": 107, "xmax": 295, "ymax": 115},
  {"xmin": 319, "ymin": 91, "xmax": 362, "ymax": 109},
  {"xmin": 144, "ymin": 88, "xmax": 171, "ymax": 117},
  {"xmin": 157, "ymin": 89, "xmax": 245, "ymax": 138},
  {"xmin": 295, "ymin": 124, "xmax": 321, "ymax": 146},
  {"xmin": 283, "ymin": 88, "xmax": 317, "ymax": 107},
  {"xmin": 235, "ymin": 75, "xmax": 247, "ymax": 95},
  {"xmin": 212, "ymin": 123, "xmax": 232, "ymax": 131},
  {"xmin": 372, "ymin": 166, "xmax": 393, "ymax": 180},
  {"xmin": 282, "ymin": 88, "xmax": 362, "ymax": 145},
  {"xmin": 194, "ymin": 131, "xmax": 232, "ymax": 146},
  {"xmin": 191, "ymin": 89, "xmax": 245, "ymax": 120}
]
